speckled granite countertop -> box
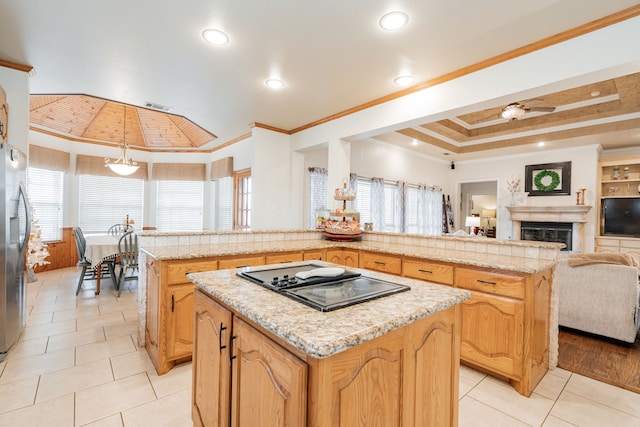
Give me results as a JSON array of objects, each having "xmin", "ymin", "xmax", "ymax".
[
  {"xmin": 188, "ymin": 261, "xmax": 471, "ymax": 359},
  {"xmin": 143, "ymin": 239, "xmax": 557, "ymax": 273}
]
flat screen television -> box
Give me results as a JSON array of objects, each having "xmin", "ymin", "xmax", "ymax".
[{"xmin": 602, "ymin": 197, "xmax": 640, "ymax": 237}]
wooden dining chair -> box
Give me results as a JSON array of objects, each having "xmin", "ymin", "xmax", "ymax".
[
  {"xmin": 73, "ymin": 227, "xmax": 117, "ymax": 295},
  {"xmin": 115, "ymin": 231, "xmax": 139, "ymax": 297}
]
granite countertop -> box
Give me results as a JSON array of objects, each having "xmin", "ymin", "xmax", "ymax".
[
  {"xmin": 142, "ymin": 239, "xmax": 557, "ymax": 273},
  {"xmin": 188, "ymin": 261, "xmax": 471, "ymax": 359}
]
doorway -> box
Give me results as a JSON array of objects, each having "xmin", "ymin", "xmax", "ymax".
[{"xmin": 460, "ymin": 181, "xmax": 497, "ymax": 237}]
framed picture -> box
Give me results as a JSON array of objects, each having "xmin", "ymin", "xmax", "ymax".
[{"xmin": 525, "ymin": 161, "xmax": 571, "ymax": 196}]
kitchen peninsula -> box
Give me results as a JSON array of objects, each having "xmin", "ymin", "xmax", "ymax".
[
  {"xmin": 188, "ymin": 262, "xmax": 470, "ymax": 426},
  {"xmin": 138, "ymin": 230, "xmax": 561, "ymax": 399}
]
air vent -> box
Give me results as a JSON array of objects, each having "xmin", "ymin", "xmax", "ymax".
[{"xmin": 144, "ymin": 101, "xmax": 173, "ymax": 112}]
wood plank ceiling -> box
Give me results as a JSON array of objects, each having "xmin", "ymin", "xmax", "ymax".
[{"xmin": 29, "ymin": 94, "xmax": 216, "ymax": 149}]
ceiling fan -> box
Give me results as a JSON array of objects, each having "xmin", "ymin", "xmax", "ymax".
[{"xmin": 498, "ymin": 99, "xmax": 556, "ymax": 121}]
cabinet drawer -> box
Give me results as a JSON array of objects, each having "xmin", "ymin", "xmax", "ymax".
[
  {"xmin": 166, "ymin": 259, "xmax": 218, "ymax": 285},
  {"xmin": 218, "ymin": 255, "xmax": 265, "ymax": 270},
  {"xmin": 455, "ymin": 267, "xmax": 524, "ymax": 299},
  {"xmin": 403, "ymin": 258, "xmax": 453, "ymax": 285},
  {"xmin": 303, "ymin": 249, "xmax": 325, "ymax": 261},
  {"xmin": 265, "ymin": 252, "xmax": 304, "ymax": 264},
  {"xmin": 359, "ymin": 251, "xmax": 401, "ymax": 275}
]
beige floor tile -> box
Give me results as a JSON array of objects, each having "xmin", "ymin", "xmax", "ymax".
[
  {"xmin": 82, "ymin": 414, "xmax": 124, "ymax": 427},
  {"xmin": 122, "ymin": 308, "xmax": 139, "ymax": 322},
  {"xmin": 46, "ymin": 327, "xmax": 106, "ymax": 353},
  {"xmin": 0, "ymin": 348, "xmax": 75, "ymax": 384},
  {"xmin": 98, "ymin": 300, "xmax": 138, "ymax": 316},
  {"xmin": 77, "ymin": 311, "xmax": 125, "ymax": 332},
  {"xmin": 19, "ymin": 319, "xmax": 76, "ymax": 341},
  {"xmin": 121, "ymin": 388, "xmax": 192, "ymax": 427},
  {"xmin": 459, "ymin": 364, "xmax": 486, "ymax": 398},
  {"xmin": 468, "ymin": 376, "xmax": 554, "ymax": 426},
  {"xmin": 147, "ymin": 361, "xmax": 192, "ymax": 398},
  {"xmin": 76, "ymin": 336, "xmax": 137, "ymax": 366},
  {"xmin": 37, "ymin": 358, "xmax": 114, "ymax": 403},
  {"xmin": 0, "ymin": 393, "xmax": 74, "ymax": 426},
  {"xmin": 550, "ymin": 390, "xmax": 640, "ymax": 427},
  {"xmin": 547, "ymin": 367, "xmax": 572, "ymax": 380},
  {"xmin": 52, "ymin": 306, "xmax": 100, "ymax": 322},
  {"xmin": 5, "ymin": 337, "xmax": 48, "ymax": 361},
  {"xmin": 75, "ymin": 372, "xmax": 157, "ymax": 426},
  {"xmin": 458, "ymin": 396, "xmax": 529, "ymax": 427},
  {"xmin": 104, "ymin": 319, "xmax": 138, "ymax": 340},
  {"xmin": 26, "ymin": 311, "xmax": 54, "ymax": 326},
  {"xmin": 563, "ymin": 373, "xmax": 640, "ymax": 418},
  {"xmin": 533, "ymin": 370, "xmax": 569, "ymax": 401},
  {"xmin": 0, "ymin": 376, "xmax": 39, "ymax": 414},
  {"xmin": 542, "ymin": 415, "xmax": 577, "ymax": 426},
  {"xmin": 111, "ymin": 349, "xmax": 155, "ymax": 380},
  {"xmin": 30, "ymin": 299, "xmax": 77, "ymax": 314}
]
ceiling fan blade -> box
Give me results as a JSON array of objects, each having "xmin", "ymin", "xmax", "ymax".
[
  {"xmin": 521, "ymin": 98, "xmax": 543, "ymax": 106},
  {"xmin": 526, "ymin": 106, "xmax": 556, "ymax": 113}
]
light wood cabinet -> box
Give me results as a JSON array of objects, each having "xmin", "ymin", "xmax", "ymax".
[
  {"xmin": 265, "ymin": 252, "xmax": 304, "ymax": 264},
  {"xmin": 145, "ymin": 258, "xmax": 218, "ymax": 375},
  {"xmin": 325, "ymin": 248, "xmax": 359, "ymax": 267},
  {"xmin": 193, "ymin": 288, "xmax": 461, "ymax": 427},
  {"xmin": 402, "ymin": 257, "xmax": 454, "ymax": 285},
  {"xmin": 193, "ymin": 289, "xmax": 307, "ymax": 427},
  {"xmin": 302, "ymin": 249, "xmax": 325, "ymax": 261},
  {"xmin": 218, "ymin": 255, "xmax": 265, "ymax": 269},
  {"xmin": 454, "ymin": 266, "xmax": 551, "ymax": 396},
  {"xmin": 359, "ymin": 250, "xmax": 402, "ymax": 275}
]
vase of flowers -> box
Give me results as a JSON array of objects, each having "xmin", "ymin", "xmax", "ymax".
[{"xmin": 506, "ymin": 176, "xmax": 528, "ymax": 206}]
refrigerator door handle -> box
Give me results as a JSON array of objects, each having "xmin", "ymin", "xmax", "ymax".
[{"xmin": 18, "ymin": 182, "xmax": 32, "ymax": 257}]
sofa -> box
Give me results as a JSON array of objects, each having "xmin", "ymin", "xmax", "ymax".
[{"xmin": 557, "ymin": 253, "xmax": 640, "ymax": 343}]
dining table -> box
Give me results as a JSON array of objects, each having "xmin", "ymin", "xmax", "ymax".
[{"xmin": 85, "ymin": 234, "xmax": 121, "ymax": 295}]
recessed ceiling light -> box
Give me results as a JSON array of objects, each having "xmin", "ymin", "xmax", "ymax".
[
  {"xmin": 590, "ymin": 91, "xmax": 601, "ymax": 97},
  {"xmin": 411, "ymin": 139, "xmax": 419, "ymax": 146},
  {"xmin": 379, "ymin": 11, "xmax": 409, "ymax": 31},
  {"xmin": 537, "ymin": 141, "xmax": 546, "ymax": 147},
  {"xmin": 265, "ymin": 79, "xmax": 285, "ymax": 89},
  {"xmin": 394, "ymin": 75, "xmax": 414, "ymax": 86},
  {"xmin": 202, "ymin": 29, "xmax": 230, "ymax": 45}
]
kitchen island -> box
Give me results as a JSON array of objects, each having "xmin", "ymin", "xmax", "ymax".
[{"xmin": 187, "ymin": 262, "xmax": 471, "ymax": 427}]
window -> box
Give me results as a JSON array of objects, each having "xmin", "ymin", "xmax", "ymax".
[
  {"xmin": 78, "ymin": 175, "xmax": 144, "ymax": 234},
  {"xmin": 213, "ymin": 176, "xmax": 233, "ymax": 231},
  {"xmin": 308, "ymin": 168, "xmax": 327, "ymax": 228},
  {"xmin": 27, "ymin": 167, "xmax": 64, "ymax": 241},
  {"xmin": 156, "ymin": 180, "xmax": 204, "ymax": 231},
  {"xmin": 234, "ymin": 168, "xmax": 251, "ymax": 231}
]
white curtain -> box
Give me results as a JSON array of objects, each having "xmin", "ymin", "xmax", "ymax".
[
  {"xmin": 420, "ymin": 185, "xmax": 443, "ymax": 235},
  {"xmin": 395, "ymin": 181, "xmax": 406, "ymax": 233},
  {"xmin": 371, "ymin": 178, "xmax": 385, "ymax": 231},
  {"xmin": 308, "ymin": 167, "xmax": 328, "ymax": 228}
]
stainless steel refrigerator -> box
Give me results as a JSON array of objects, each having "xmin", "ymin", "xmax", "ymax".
[{"xmin": 0, "ymin": 143, "xmax": 31, "ymax": 361}]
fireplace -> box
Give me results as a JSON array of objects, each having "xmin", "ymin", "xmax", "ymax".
[
  {"xmin": 521, "ymin": 221, "xmax": 572, "ymax": 251},
  {"xmin": 506, "ymin": 205, "xmax": 592, "ymax": 253}
]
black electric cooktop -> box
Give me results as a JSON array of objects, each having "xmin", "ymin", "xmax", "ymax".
[{"xmin": 236, "ymin": 263, "xmax": 410, "ymax": 312}]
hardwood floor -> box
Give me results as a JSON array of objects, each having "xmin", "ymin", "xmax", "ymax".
[{"xmin": 557, "ymin": 327, "xmax": 640, "ymax": 394}]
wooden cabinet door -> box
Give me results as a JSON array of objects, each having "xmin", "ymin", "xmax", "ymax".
[
  {"xmin": 145, "ymin": 260, "xmax": 162, "ymax": 365},
  {"xmin": 303, "ymin": 249, "xmax": 325, "ymax": 261},
  {"xmin": 342, "ymin": 249, "xmax": 359, "ymax": 267},
  {"xmin": 265, "ymin": 252, "xmax": 304, "ymax": 264},
  {"xmin": 359, "ymin": 251, "xmax": 401, "ymax": 275},
  {"xmin": 193, "ymin": 290, "xmax": 232, "ymax": 427},
  {"xmin": 459, "ymin": 291, "xmax": 524, "ymax": 379},
  {"xmin": 166, "ymin": 284, "xmax": 196, "ymax": 360},
  {"xmin": 325, "ymin": 248, "xmax": 343, "ymax": 265},
  {"xmin": 231, "ymin": 318, "xmax": 307, "ymax": 427}
]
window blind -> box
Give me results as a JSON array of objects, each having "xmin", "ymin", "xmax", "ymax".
[
  {"xmin": 78, "ymin": 175, "xmax": 144, "ymax": 234},
  {"xmin": 214, "ymin": 177, "xmax": 233, "ymax": 231},
  {"xmin": 27, "ymin": 167, "xmax": 64, "ymax": 241},
  {"xmin": 156, "ymin": 180, "xmax": 204, "ymax": 231}
]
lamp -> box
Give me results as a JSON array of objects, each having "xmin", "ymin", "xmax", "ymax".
[
  {"xmin": 481, "ymin": 209, "xmax": 496, "ymax": 228},
  {"xmin": 501, "ymin": 103, "xmax": 526, "ymax": 121},
  {"xmin": 105, "ymin": 106, "xmax": 140, "ymax": 176},
  {"xmin": 465, "ymin": 216, "xmax": 481, "ymax": 235}
]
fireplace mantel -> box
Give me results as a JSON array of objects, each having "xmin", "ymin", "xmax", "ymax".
[
  {"xmin": 506, "ymin": 205, "xmax": 592, "ymax": 252},
  {"xmin": 505, "ymin": 205, "xmax": 592, "ymax": 223}
]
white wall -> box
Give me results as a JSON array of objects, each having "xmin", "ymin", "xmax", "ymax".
[{"xmin": 0, "ymin": 66, "xmax": 30, "ymax": 154}]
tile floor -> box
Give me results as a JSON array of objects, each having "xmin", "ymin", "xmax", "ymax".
[{"xmin": 0, "ymin": 267, "xmax": 639, "ymax": 426}]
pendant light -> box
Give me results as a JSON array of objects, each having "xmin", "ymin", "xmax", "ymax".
[{"xmin": 105, "ymin": 106, "xmax": 140, "ymax": 176}]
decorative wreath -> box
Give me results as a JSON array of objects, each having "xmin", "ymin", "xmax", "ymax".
[{"xmin": 534, "ymin": 169, "xmax": 560, "ymax": 192}]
